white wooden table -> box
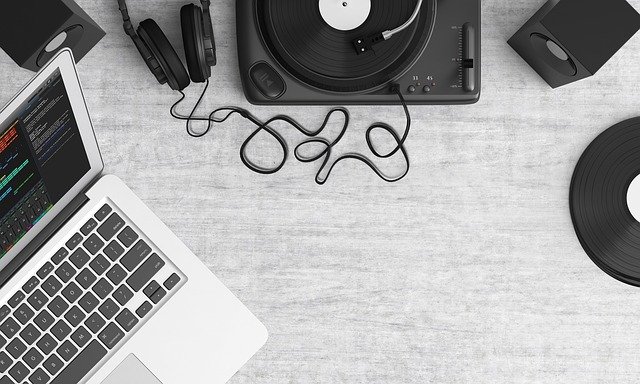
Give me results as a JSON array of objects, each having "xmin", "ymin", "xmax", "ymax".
[{"xmin": 2, "ymin": 0, "xmax": 640, "ymax": 382}]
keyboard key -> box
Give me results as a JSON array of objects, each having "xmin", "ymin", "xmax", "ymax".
[
  {"xmin": 83, "ymin": 234, "xmax": 104, "ymax": 255},
  {"xmin": 150, "ymin": 286, "xmax": 166, "ymax": 304},
  {"xmin": 43, "ymin": 354, "xmax": 63, "ymax": 376},
  {"xmin": 36, "ymin": 334, "xmax": 57, "ymax": 355},
  {"xmin": 0, "ymin": 376, "xmax": 12, "ymax": 384},
  {"xmin": 78, "ymin": 292, "xmax": 99, "ymax": 313},
  {"xmin": 47, "ymin": 297, "xmax": 68, "ymax": 317},
  {"xmin": 75, "ymin": 267, "xmax": 97, "ymax": 289},
  {"xmin": 36, "ymin": 262, "xmax": 54, "ymax": 279},
  {"xmin": 71, "ymin": 326, "xmax": 91, "ymax": 348},
  {"xmin": 128, "ymin": 254, "xmax": 164, "ymax": 292},
  {"xmin": 98, "ymin": 322, "xmax": 124, "ymax": 349},
  {"xmin": 85, "ymin": 313, "xmax": 106, "ymax": 334},
  {"xmin": 98, "ymin": 299, "xmax": 119, "ymax": 321},
  {"xmin": 14, "ymin": 304, "xmax": 34, "ymax": 325},
  {"xmin": 50, "ymin": 320, "xmax": 71, "ymax": 341},
  {"xmin": 54, "ymin": 261, "xmax": 76, "ymax": 283},
  {"xmin": 80, "ymin": 218, "xmax": 98, "ymax": 236},
  {"xmin": 94, "ymin": 204, "xmax": 112, "ymax": 221},
  {"xmin": 89, "ymin": 253, "xmax": 111, "ymax": 275},
  {"xmin": 8, "ymin": 291, "xmax": 25, "ymax": 308},
  {"xmin": 51, "ymin": 247, "xmax": 68, "ymax": 265},
  {"xmin": 49, "ymin": 340, "xmax": 106, "ymax": 384},
  {"xmin": 42, "ymin": 276, "xmax": 62, "ymax": 297},
  {"xmin": 64, "ymin": 306, "xmax": 85, "ymax": 327},
  {"xmin": 115, "ymin": 309, "xmax": 138, "ymax": 332},
  {"xmin": 9, "ymin": 361, "xmax": 28, "ymax": 382},
  {"xmin": 164, "ymin": 273, "xmax": 181, "ymax": 290},
  {"xmin": 56, "ymin": 340, "xmax": 78, "ymax": 362},
  {"xmin": 29, "ymin": 367, "xmax": 50, "ymax": 384},
  {"xmin": 22, "ymin": 347, "xmax": 43, "ymax": 368},
  {"xmin": 0, "ymin": 351, "xmax": 12, "ymax": 373},
  {"xmin": 27, "ymin": 289, "xmax": 48, "ymax": 311},
  {"xmin": 6, "ymin": 338, "xmax": 26, "ymax": 358},
  {"xmin": 65, "ymin": 233, "xmax": 83, "ymax": 251},
  {"xmin": 19, "ymin": 324, "xmax": 41, "ymax": 345},
  {"xmin": 0, "ymin": 334, "xmax": 5, "ymax": 349},
  {"xmin": 0, "ymin": 305, "xmax": 10, "ymax": 322},
  {"xmin": 69, "ymin": 248, "xmax": 90, "ymax": 269},
  {"xmin": 98, "ymin": 213, "xmax": 125, "ymax": 241},
  {"xmin": 103, "ymin": 241, "xmax": 124, "ymax": 262},
  {"xmin": 61, "ymin": 282, "xmax": 82, "ymax": 303},
  {"xmin": 136, "ymin": 301, "xmax": 153, "ymax": 318},
  {"xmin": 22, "ymin": 276, "xmax": 39, "ymax": 294},
  {"xmin": 117, "ymin": 226, "xmax": 138, "ymax": 248},
  {"xmin": 33, "ymin": 310, "xmax": 54, "ymax": 331},
  {"xmin": 143, "ymin": 280, "xmax": 160, "ymax": 298},
  {"xmin": 121, "ymin": 240, "xmax": 151, "ymax": 271},
  {"xmin": 107, "ymin": 264, "xmax": 127, "ymax": 285},
  {"xmin": 112, "ymin": 285, "xmax": 133, "ymax": 306},
  {"xmin": 0, "ymin": 317, "xmax": 20, "ymax": 338},
  {"xmin": 92, "ymin": 278, "xmax": 114, "ymax": 299}
]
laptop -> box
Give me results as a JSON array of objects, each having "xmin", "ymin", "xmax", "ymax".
[{"xmin": 0, "ymin": 49, "xmax": 267, "ymax": 384}]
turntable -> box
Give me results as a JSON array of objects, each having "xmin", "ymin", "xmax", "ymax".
[{"xmin": 237, "ymin": 0, "xmax": 481, "ymax": 105}]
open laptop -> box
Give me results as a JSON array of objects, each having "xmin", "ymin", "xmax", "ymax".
[{"xmin": 0, "ymin": 49, "xmax": 267, "ymax": 384}]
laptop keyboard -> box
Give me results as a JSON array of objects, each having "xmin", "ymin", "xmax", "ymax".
[{"xmin": 0, "ymin": 202, "xmax": 184, "ymax": 384}]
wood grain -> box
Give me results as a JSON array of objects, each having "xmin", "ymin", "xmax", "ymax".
[{"xmin": 1, "ymin": 0, "xmax": 640, "ymax": 382}]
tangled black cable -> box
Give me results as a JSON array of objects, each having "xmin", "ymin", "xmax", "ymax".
[{"xmin": 170, "ymin": 79, "xmax": 411, "ymax": 184}]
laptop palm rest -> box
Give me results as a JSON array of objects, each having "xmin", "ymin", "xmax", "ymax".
[{"xmin": 101, "ymin": 354, "xmax": 163, "ymax": 384}]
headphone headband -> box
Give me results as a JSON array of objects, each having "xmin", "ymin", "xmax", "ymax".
[{"xmin": 117, "ymin": 0, "xmax": 135, "ymax": 37}]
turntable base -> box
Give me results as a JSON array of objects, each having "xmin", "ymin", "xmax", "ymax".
[{"xmin": 237, "ymin": 0, "xmax": 481, "ymax": 105}]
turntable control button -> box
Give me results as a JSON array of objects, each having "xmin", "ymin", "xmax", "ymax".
[
  {"xmin": 249, "ymin": 62, "xmax": 285, "ymax": 99},
  {"xmin": 407, "ymin": 85, "xmax": 416, "ymax": 93},
  {"xmin": 423, "ymin": 86, "xmax": 431, "ymax": 93}
]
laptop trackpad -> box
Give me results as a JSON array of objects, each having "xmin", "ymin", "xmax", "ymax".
[{"xmin": 101, "ymin": 354, "xmax": 163, "ymax": 384}]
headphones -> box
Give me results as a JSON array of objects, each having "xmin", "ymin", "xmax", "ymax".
[{"xmin": 117, "ymin": 0, "xmax": 216, "ymax": 91}]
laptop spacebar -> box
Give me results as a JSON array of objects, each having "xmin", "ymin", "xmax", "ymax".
[{"xmin": 51, "ymin": 340, "xmax": 107, "ymax": 384}]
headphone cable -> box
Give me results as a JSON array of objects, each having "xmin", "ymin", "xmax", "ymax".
[{"xmin": 170, "ymin": 79, "xmax": 412, "ymax": 184}]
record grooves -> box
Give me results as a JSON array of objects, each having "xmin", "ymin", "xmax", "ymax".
[{"xmin": 570, "ymin": 117, "xmax": 640, "ymax": 286}]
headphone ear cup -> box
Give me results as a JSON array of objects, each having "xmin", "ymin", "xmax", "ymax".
[
  {"xmin": 137, "ymin": 19, "xmax": 191, "ymax": 91},
  {"xmin": 130, "ymin": 33, "xmax": 168, "ymax": 86},
  {"xmin": 181, "ymin": 4, "xmax": 210, "ymax": 83}
]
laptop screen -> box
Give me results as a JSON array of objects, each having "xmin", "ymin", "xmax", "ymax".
[{"xmin": 0, "ymin": 68, "xmax": 90, "ymax": 260}]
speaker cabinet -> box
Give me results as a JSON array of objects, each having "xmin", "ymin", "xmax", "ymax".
[
  {"xmin": 0, "ymin": 0, "xmax": 105, "ymax": 71},
  {"xmin": 508, "ymin": 0, "xmax": 640, "ymax": 88}
]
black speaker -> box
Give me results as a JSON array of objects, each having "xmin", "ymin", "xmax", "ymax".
[
  {"xmin": 0, "ymin": 0, "xmax": 105, "ymax": 71},
  {"xmin": 508, "ymin": 0, "xmax": 640, "ymax": 88}
]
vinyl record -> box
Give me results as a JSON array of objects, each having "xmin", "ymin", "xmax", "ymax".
[
  {"xmin": 570, "ymin": 117, "xmax": 640, "ymax": 286},
  {"xmin": 256, "ymin": 0, "xmax": 436, "ymax": 93}
]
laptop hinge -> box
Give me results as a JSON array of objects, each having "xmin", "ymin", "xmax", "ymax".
[{"xmin": 0, "ymin": 192, "xmax": 90, "ymax": 287}]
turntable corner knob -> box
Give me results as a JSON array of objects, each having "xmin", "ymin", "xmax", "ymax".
[{"xmin": 249, "ymin": 62, "xmax": 286, "ymax": 99}]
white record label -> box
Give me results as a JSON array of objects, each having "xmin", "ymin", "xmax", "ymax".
[
  {"xmin": 319, "ymin": 0, "xmax": 371, "ymax": 31},
  {"xmin": 627, "ymin": 174, "xmax": 640, "ymax": 222}
]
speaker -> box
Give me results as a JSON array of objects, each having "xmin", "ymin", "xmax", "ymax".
[
  {"xmin": 0, "ymin": 0, "xmax": 105, "ymax": 71},
  {"xmin": 508, "ymin": 0, "xmax": 640, "ymax": 88}
]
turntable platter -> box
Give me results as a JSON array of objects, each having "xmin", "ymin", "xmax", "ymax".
[{"xmin": 256, "ymin": 0, "xmax": 436, "ymax": 93}]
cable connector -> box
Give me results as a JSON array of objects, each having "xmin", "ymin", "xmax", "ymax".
[{"xmin": 352, "ymin": 33, "xmax": 384, "ymax": 55}]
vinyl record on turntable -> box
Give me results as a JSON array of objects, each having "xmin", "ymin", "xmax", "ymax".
[
  {"xmin": 256, "ymin": 0, "xmax": 436, "ymax": 93},
  {"xmin": 570, "ymin": 117, "xmax": 640, "ymax": 286}
]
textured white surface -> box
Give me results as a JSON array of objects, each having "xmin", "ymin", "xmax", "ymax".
[{"xmin": 1, "ymin": 0, "xmax": 640, "ymax": 382}]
